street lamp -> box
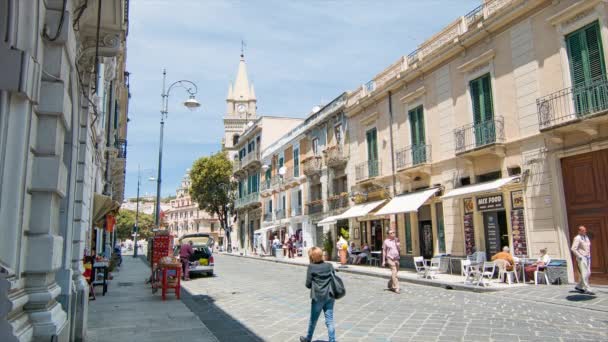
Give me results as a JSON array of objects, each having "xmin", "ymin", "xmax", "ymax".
[
  {"xmin": 133, "ymin": 166, "xmax": 142, "ymax": 258},
  {"xmin": 154, "ymin": 69, "xmax": 201, "ymax": 228}
]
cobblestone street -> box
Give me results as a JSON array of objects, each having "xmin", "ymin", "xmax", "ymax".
[{"xmin": 181, "ymin": 255, "xmax": 608, "ymax": 342}]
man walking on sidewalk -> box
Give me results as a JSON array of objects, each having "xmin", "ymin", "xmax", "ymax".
[
  {"xmin": 180, "ymin": 240, "xmax": 194, "ymax": 281},
  {"xmin": 571, "ymin": 225, "xmax": 594, "ymax": 295},
  {"xmin": 382, "ymin": 230, "xmax": 401, "ymax": 294}
]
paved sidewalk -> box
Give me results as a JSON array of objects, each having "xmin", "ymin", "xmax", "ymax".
[{"xmin": 87, "ymin": 255, "xmax": 218, "ymax": 342}]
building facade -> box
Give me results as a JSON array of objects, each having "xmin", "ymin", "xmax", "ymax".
[
  {"xmin": 0, "ymin": 1, "xmax": 130, "ymax": 341},
  {"xmin": 164, "ymin": 170, "xmax": 221, "ymax": 243}
]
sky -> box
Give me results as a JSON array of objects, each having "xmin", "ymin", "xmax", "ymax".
[{"xmin": 125, "ymin": 0, "xmax": 480, "ymax": 199}]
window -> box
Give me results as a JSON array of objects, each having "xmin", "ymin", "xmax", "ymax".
[
  {"xmin": 293, "ymin": 147, "xmax": 300, "ymax": 177},
  {"xmin": 470, "ymin": 73, "xmax": 495, "ymax": 146},
  {"xmin": 248, "ymin": 140, "xmax": 255, "ymax": 153},
  {"xmin": 366, "ymin": 128, "xmax": 378, "ymax": 177},
  {"xmin": 232, "ymin": 134, "xmax": 240, "ymax": 146},
  {"xmin": 566, "ymin": 21, "xmax": 607, "ymax": 114},
  {"xmin": 239, "ymin": 148, "xmax": 246, "ymax": 160},
  {"xmin": 278, "ymin": 156, "xmax": 284, "ymax": 168},
  {"xmin": 265, "ymin": 166, "xmax": 272, "ymax": 187},
  {"xmin": 408, "ymin": 105, "xmax": 426, "ymax": 164},
  {"xmin": 334, "ymin": 124, "xmax": 342, "ymax": 144},
  {"xmin": 435, "ymin": 203, "xmax": 445, "ymax": 254},
  {"xmin": 404, "ymin": 213, "xmax": 412, "ymax": 254},
  {"xmin": 312, "ymin": 138, "xmax": 319, "ymax": 155}
]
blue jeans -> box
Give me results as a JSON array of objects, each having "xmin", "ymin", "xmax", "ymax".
[{"xmin": 306, "ymin": 298, "xmax": 336, "ymax": 342}]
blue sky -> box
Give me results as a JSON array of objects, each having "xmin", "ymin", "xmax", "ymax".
[{"xmin": 125, "ymin": 0, "xmax": 480, "ymax": 199}]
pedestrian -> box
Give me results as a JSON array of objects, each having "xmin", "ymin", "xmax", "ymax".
[
  {"xmin": 283, "ymin": 235, "xmax": 290, "ymax": 258},
  {"xmin": 571, "ymin": 225, "xmax": 594, "ymax": 295},
  {"xmin": 180, "ymin": 240, "xmax": 194, "ymax": 281},
  {"xmin": 382, "ymin": 229, "xmax": 401, "ymax": 293},
  {"xmin": 300, "ymin": 246, "xmax": 337, "ymax": 342},
  {"xmin": 272, "ymin": 235, "xmax": 281, "ymax": 257},
  {"xmin": 287, "ymin": 235, "xmax": 294, "ymax": 258}
]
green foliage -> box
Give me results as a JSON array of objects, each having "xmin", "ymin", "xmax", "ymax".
[
  {"xmin": 115, "ymin": 209, "xmax": 155, "ymax": 241},
  {"xmin": 189, "ymin": 152, "xmax": 235, "ymax": 240},
  {"xmin": 323, "ymin": 230, "xmax": 333, "ymax": 258},
  {"xmin": 340, "ymin": 227, "xmax": 350, "ymax": 240}
]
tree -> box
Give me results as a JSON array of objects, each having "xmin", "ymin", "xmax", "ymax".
[
  {"xmin": 115, "ymin": 209, "xmax": 155, "ymax": 241},
  {"xmin": 189, "ymin": 152, "xmax": 235, "ymax": 249}
]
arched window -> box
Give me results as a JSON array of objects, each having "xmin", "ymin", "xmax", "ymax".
[{"xmin": 233, "ymin": 134, "xmax": 240, "ymax": 146}]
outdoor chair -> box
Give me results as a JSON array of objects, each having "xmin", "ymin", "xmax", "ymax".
[
  {"xmin": 413, "ymin": 256, "xmax": 427, "ymax": 278},
  {"xmin": 467, "ymin": 251, "xmax": 487, "ymax": 264},
  {"xmin": 494, "ymin": 259, "xmax": 518, "ymax": 285},
  {"xmin": 477, "ymin": 261, "xmax": 495, "ymax": 287},
  {"xmin": 535, "ymin": 258, "xmax": 551, "ymax": 285},
  {"xmin": 424, "ymin": 257, "xmax": 441, "ymax": 279},
  {"xmin": 461, "ymin": 259, "xmax": 476, "ymax": 284},
  {"xmin": 367, "ymin": 255, "xmax": 380, "ymax": 267}
]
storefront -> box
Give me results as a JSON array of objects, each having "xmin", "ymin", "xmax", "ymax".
[{"xmin": 443, "ymin": 176, "xmax": 528, "ymax": 259}]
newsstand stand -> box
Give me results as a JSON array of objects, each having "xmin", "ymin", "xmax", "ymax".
[{"xmin": 150, "ymin": 231, "xmax": 174, "ymax": 294}]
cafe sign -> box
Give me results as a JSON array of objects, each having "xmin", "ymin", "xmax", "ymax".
[{"xmin": 476, "ymin": 194, "xmax": 504, "ymax": 211}]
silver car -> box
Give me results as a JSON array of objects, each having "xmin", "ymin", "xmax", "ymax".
[{"xmin": 174, "ymin": 233, "xmax": 215, "ymax": 277}]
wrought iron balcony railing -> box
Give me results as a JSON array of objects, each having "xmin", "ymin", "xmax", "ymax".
[
  {"xmin": 395, "ymin": 144, "xmax": 431, "ymax": 169},
  {"xmin": 324, "ymin": 145, "xmax": 348, "ymax": 167},
  {"xmin": 328, "ymin": 193, "xmax": 349, "ymax": 211},
  {"xmin": 291, "ymin": 206, "xmax": 302, "ymax": 217},
  {"xmin": 263, "ymin": 212, "xmax": 273, "ymax": 222},
  {"xmin": 275, "ymin": 209, "xmax": 285, "ymax": 220},
  {"xmin": 306, "ymin": 199, "xmax": 324, "ymax": 215},
  {"xmin": 115, "ymin": 139, "xmax": 127, "ymax": 159},
  {"xmin": 537, "ymin": 77, "xmax": 608, "ymax": 130},
  {"xmin": 235, "ymin": 192, "xmax": 260, "ymax": 209},
  {"xmin": 355, "ymin": 160, "xmax": 381, "ymax": 181},
  {"xmin": 302, "ymin": 156, "xmax": 323, "ymax": 176},
  {"xmin": 454, "ymin": 116, "xmax": 504, "ymax": 154}
]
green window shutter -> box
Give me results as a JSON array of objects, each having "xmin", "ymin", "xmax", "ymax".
[
  {"xmin": 408, "ymin": 108, "xmax": 417, "ymax": 145},
  {"xmin": 366, "ymin": 128, "xmax": 378, "ymax": 160},
  {"xmin": 470, "ymin": 78, "xmax": 482, "ymax": 124},
  {"xmin": 585, "ymin": 23, "xmax": 605, "ymax": 81},
  {"xmin": 481, "ymin": 75, "xmax": 494, "ymax": 121},
  {"xmin": 567, "ymin": 30, "xmax": 586, "ymax": 87},
  {"xmin": 405, "ymin": 213, "xmax": 412, "ymax": 254}
]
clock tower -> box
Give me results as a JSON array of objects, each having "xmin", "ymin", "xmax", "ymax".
[{"xmin": 223, "ymin": 53, "xmax": 257, "ymax": 156}]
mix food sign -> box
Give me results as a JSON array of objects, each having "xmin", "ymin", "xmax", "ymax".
[{"xmin": 476, "ymin": 194, "xmax": 504, "ymax": 211}]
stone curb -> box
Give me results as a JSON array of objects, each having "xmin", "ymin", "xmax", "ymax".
[{"xmin": 220, "ymin": 252, "xmax": 504, "ymax": 293}]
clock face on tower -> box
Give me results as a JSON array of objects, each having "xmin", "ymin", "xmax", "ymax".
[{"xmin": 237, "ymin": 104, "xmax": 246, "ymax": 113}]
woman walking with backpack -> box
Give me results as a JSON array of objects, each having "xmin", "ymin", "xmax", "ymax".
[{"xmin": 300, "ymin": 246, "xmax": 343, "ymax": 342}]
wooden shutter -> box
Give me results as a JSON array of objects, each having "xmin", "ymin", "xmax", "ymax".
[
  {"xmin": 481, "ymin": 75, "xmax": 494, "ymax": 121},
  {"xmin": 366, "ymin": 128, "xmax": 378, "ymax": 160},
  {"xmin": 567, "ymin": 29, "xmax": 587, "ymax": 87},
  {"xmin": 585, "ymin": 23, "xmax": 605, "ymax": 81},
  {"xmin": 470, "ymin": 78, "xmax": 482, "ymax": 124}
]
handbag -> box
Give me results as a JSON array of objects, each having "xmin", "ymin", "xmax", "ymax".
[{"xmin": 330, "ymin": 269, "xmax": 346, "ymax": 299}]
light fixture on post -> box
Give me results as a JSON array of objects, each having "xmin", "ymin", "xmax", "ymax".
[{"xmin": 154, "ymin": 69, "xmax": 201, "ymax": 228}]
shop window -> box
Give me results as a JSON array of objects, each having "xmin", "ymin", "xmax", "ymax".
[
  {"xmin": 507, "ymin": 166, "xmax": 521, "ymax": 176},
  {"xmin": 477, "ymin": 171, "xmax": 501, "ymax": 183},
  {"xmin": 404, "ymin": 213, "xmax": 412, "ymax": 254}
]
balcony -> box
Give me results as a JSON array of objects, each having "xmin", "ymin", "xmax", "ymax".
[
  {"xmin": 291, "ymin": 206, "xmax": 302, "ymax": 217},
  {"xmin": 115, "ymin": 139, "xmax": 127, "ymax": 159},
  {"xmin": 324, "ymin": 145, "xmax": 348, "ymax": 168},
  {"xmin": 235, "ymin": 192, "xmax": 260, "ymax": 209},
  {"xmin": 263, "ymin": 212, "xmax": 273, "ymax": 222},
  {"xmin": 355, "ymin": 160, "xmax": 381, "ymax": 182},
  {"xmin": 454, "ymin": 117, "xmax": 505, "ymax": 155},
  {"xmin": 232, "ymin": 159, "xmax": 241, "ymax": 174},
  {"xmin": 306, "ymin": 199, "xmax": 324, "ymax": 215},
  {"xmin": 275, "ymin": 209, "xmax": 286, "ymax": 220},
  {"xmin": 395, "ymin": 144, "xmax": 431, "ymax": 170},
  {"xmin": 283, "ymin": 167, "xmax": 303, "ymax": 187},
  {"xmin": 537, "ymin": 78, "xmax": 608, "ymax": 132},
  {"xmin": 234, "ymin": 148, "xmax": 261, "ymax": 174},
  {"xmin": 328, "ymin": 193, "xmax": 349, "ymax": 211},
  {"xmin": 302, "ymin": 156, "xmax": 323, "ymax": 176}
]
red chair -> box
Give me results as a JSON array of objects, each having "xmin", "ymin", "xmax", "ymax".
[{"xmin": 161, "ymin": 264, "xmax": 181, "ymax": 300}]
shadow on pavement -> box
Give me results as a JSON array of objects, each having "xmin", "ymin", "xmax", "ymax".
[
  {"xmin": 566, "ymin": 291, "xmax": 597, "ymax": 301},
  {"xmin": 181, "ymin": 291, "xmax": 264, "ymax": 342}
]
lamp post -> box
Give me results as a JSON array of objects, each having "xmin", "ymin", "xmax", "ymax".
[
  {"xmin": 154, "ymin": 69, "xmax": 201, "ymax": 228},
  {"xmin": 133, "ymin": 166, "xmax": 141, "ymax": 257}
]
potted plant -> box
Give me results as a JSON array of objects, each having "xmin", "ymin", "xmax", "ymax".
[{"xmin": 323, "ymin": 231, "xmax": 333, "ymax": 261}]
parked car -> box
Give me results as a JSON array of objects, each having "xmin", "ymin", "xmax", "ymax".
[{"xmin": 174, "ymin": 233, "xmax": 215, "ymax": 277}]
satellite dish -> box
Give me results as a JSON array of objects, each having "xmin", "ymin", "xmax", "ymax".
[
  {"xmin": 261, "ymin": 164, "xmax": 270, "ymax": 171},
  {"xmin": 278, "ymin": 166, "xmax": 287, "ymax": 176},
  {"xmin": 311, "ymin": 105, "xmax": 321, "ymax": 113}
]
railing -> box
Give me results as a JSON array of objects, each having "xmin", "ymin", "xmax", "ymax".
[
  {"xmin": 464, "ymin": 4, "xmax": 484, "ymax": 26},
  {"xmin": 232, "ymin": 160, "xmax": 241, "ymax": 173},
  {"xmin": 263, "ymin": 212, "xmax": 273, "ymax": 222},
  {"xmin": 365, "ymin": 80, "xmax": 376, "ymax": 94},
  {"xmin": 328, "ymin": 193, "xmax": 349, "ymax": 211},
  {"xmin": 302, "ymin": 156, "xmax": 323, "ymax": 176},
  {"xmin": 306, "ymin": 199, "xmax": 324, "ymax": 215},
  {"xmin": 324, "ymin": 145, "xmax": 348, "ymax": 167},
  {"xmin": 115, "ymin": 139, "xmax": 127, "ymax": 159},
  {"xmin": 454, "ymin": 116, "xmax": 505, "ymax": 154},
  {"xmin": 235, "ymin": 192, "xmax": 260, "ymax": 209},
  {"xmin": 418, "ymin": 18, "xmax": 463, "ymax": 61},
  {"xmin": 537, "ymin": 77, "xmax": 608, "ymax": 130},
  {"xmin": 274, "ymin": 209, "xmax": 285, "ymax": 220},
  {"xmin": 241, "ymin": 148, "xmax": 260, "ymax": 168},
  {"xmin": 395, "ymin": 144, "xmax": 431, "ymax": 169},
  {"xmin": 373, "ymin": 58, "xmax": 405, "ymax": 91},
  {"xmin": 355, "ymin": 160, "xmax": 381, "ymax": 181},
  {"xmin": 406, "ymin": 49, "xmax": 420, "ymax": 66},
  {"xmin": 291, "ymin": 206, "xmax": 302, "ymax": 217}
]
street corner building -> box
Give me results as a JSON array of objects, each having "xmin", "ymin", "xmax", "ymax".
[
  {"xmin": 0, "ymin": 1, "xmax": 130, "ymax": 341},
  {"xmin": 225, "ymin": 0, "xmax": 608, "ymax": 286}
]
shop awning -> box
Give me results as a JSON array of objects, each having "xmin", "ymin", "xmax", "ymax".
[
  {"xmin": 254, "ymin": 225, "xmax": 278, "ymax": 234},
  {"xmin": 335, "ymin": 200, "xmax": 386, "ymax": 220},
  {"xmin": 375, "ymin": 188, "xmax": 440, "ymax": 216},
  {"xmin": 442, "ymin": 176, "xmax": 520, "ymax": 199},
  {"xmin": 92, "ymin": 193, "xmax": 120, "ymax": 228},
  {"xmin": 318, "ymin": 215, "xmax": 340, "ymax": 225}
]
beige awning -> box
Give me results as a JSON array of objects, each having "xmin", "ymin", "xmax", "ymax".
[
  {"xmin": 335, "ymin": 200, "xmax": 386, "ymax": 220},
  {"xmin": 318, "ymin": 215, "xmax": 340, "ymax": 225},
  {"xmin": 92, "ymin": 193, "xmax": 120, "ymax": 228},
  {"xmin": 442, "ymin": 176, "xmax": 520, "ymax": 199},
  {"xmin": 375, "ymin": 188, "xmax": 440, "ymax": 216}
]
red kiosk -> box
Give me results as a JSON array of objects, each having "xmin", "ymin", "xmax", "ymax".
[{"xmin": 151, "ymin": 233, "xmax": 181, "ymax": 299}]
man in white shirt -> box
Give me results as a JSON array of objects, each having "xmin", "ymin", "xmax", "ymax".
[{"xmin": 571, "ymin": 225, "xmax": 593, "ymax": 295}]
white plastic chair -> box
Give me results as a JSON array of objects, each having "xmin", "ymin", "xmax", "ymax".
[
  {"xmin": 477, "ymin": 262, "xmax": 495, "ymax": 287},
  {"xmin": 461, "ymin": 259, "xmax": 475, "ymax": 284},
  {"xmin": 534, "ymin": 258, "xmax": 551, "ymax": 285},
  {"xmin": 413, "ymin": 256, "xmax": 427, "ymax": 278},
  {"xmin": 494, "ymin": 259, "xmax": 518, "ymax": 284},
  {"xmin": 425, "ymin": 257, "xmax": 441, "ymax": 279}
]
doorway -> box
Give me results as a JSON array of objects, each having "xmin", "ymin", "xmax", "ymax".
[
  {"xmin": 418, "ymin": 220, "xmax": 433, "ymax": 259},
  {"xmin": 482, "ymin": 211, "xmax": 508, "ymax": 258},
  {"xmin": 371, "ymin": 220, "xmax": 383, "ymax": 251}
]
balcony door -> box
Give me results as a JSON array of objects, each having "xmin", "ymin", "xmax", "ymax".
[
  {"xmin": 408, "ymin": 105, "xmax": 426, "ymax": 165},
  {"xmin": 366, "ymin": 127, "xmax": 378, "ymax": 177},
  {"xmin": 470, "ymin": 74, "xmax": 495, "ymax": 147},
  {"xmin": 566, "ymin": 21, "xmax": 607, "ymax": 116}
]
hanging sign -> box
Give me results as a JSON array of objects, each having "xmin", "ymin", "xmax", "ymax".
[{"xmin": 476, "ymin": 194, "xmax": 504, "ymax": 211}]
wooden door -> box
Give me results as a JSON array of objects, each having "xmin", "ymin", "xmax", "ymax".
[{"xmin": 561, "ymin": 149, "xmax": 608, "ymax": 284}]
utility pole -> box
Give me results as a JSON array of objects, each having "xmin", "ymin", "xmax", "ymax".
[{"xmin": 133, "ymin": 166, "xmax": 141, "ymax": 257}]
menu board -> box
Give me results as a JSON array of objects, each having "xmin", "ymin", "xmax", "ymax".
[
  {"xmin": 511, "ymin": 209, "xmax": 528, "ymax": 256},
  {"xmin": 152, "ymin": 235, "xmax": 174, "ymax": 265},
  {"xmin": 484, "ymin": 212, "xmax": 500, "ymax": 256},
  {"xmin": 463, "ymin": 213, "xmax": 475, "ymax": 255}
]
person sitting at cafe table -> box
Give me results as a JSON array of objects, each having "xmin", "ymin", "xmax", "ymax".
[
  {"xmin": 524, "ymin": 248, "xmax": 551, "ymax": 281},
  {"xmin": 491, "ymin": 246, "xmax": 515, "ymax": 271},
  {"xmin": 354, "ymin": 244, "xmax": 370, "ymax": 265}
]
